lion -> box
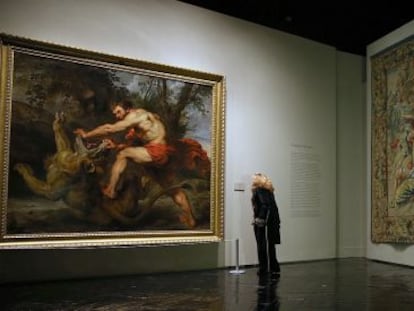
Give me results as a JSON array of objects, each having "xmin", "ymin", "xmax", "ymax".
[{"xmin": 14, "ymin": 112, "xmax": 142, "ymax": 226}]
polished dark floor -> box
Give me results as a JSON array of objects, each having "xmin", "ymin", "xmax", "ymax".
[{"xmin": 2, "ymin": 258, "xmax": 414, "ymax": 310}]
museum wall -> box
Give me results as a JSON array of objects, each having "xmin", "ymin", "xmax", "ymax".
[
  {"xmin": 336, "ymin": 53, "xmax": 367, "ymax": 258},
  {"xmin": 0, "ymin": 0, "xmax": 364, "ymax": 283},
  {"xmin": 366, "ymin": 20, "xmax": 414, "ymax": 267}
]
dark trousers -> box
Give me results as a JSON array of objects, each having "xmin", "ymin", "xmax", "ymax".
[{"xmin": 254, "ymin": 226, "xmax": 280, "ymax": 273}]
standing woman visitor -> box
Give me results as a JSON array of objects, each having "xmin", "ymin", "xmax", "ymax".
[{"xmin": 251, "ymin": 173, "xmax": 281, "ymax": 276}]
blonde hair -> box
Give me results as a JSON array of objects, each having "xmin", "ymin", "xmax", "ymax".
[{"xmin": 252, "ymin": 173, "xmax": 274, "ymax": 191}]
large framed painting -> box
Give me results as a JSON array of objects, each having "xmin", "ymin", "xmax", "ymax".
[
  {"xmin": 0, "ymin": 34, "xmax": 225, "ymax": 248},
  {"xmin": 371, "ymin": 36, "xmax": 414, "ymax": 243}
]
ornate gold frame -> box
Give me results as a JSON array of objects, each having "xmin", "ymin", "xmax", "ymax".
[
  {"xmin": 371, "ymin": 37, "xmax": 414, "ymax": 243},
  {"xmin": 0, "ymin": 34, "xmax": 225, "ymax": 248}
]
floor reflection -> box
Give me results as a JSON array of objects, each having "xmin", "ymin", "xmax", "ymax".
[
  {"xmin": 255, "ymin": 274, "xmax": 280, "ymax": 311},
  {"xmin": 2, "ymin": 259, "xmax": 414, "ymax": 310}
]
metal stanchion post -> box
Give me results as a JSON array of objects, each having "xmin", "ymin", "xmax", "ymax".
[{"xmin": 229, "ymin": 238, "xmax": 245, "ymax": 274}]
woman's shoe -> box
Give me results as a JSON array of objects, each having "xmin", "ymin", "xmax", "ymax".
[{"xmin": 270, "ymin": 270, "xmax": 280, "ymax": 278}]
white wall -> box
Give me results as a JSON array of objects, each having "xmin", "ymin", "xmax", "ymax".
[
  {"xmin": 336, "ymin": 53, "xmax": 367, "ymax": 257},
  {"xmin": 367, "ymin": 20, "xmax": 414, "ymax": 266},
  {"xmin": 0, "ymin": 0, "xmax": 361, "ymax": 282}
]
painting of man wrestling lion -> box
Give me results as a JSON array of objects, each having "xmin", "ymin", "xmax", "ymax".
[{"xmin": 0, "ymin": 39, "xmax": 224, "ymax": 246}]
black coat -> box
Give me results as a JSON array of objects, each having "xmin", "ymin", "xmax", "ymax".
[{"xmin": 251, "ymin": 187, "xmax": 281, "ymax": 244}]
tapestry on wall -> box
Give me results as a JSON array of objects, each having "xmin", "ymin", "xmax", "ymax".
[{"xmin": 371, "ymin": 36, "xmax": 414, "ymax": 243}]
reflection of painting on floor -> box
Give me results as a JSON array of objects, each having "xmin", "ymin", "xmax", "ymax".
[{"xmin": 371, "ymin": 37, "xmax": 414, "ymax": 243}]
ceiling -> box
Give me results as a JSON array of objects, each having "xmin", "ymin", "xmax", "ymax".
[{"xmin": 178, "ymin": 0, "xmax": 414, "ymax": 56}]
